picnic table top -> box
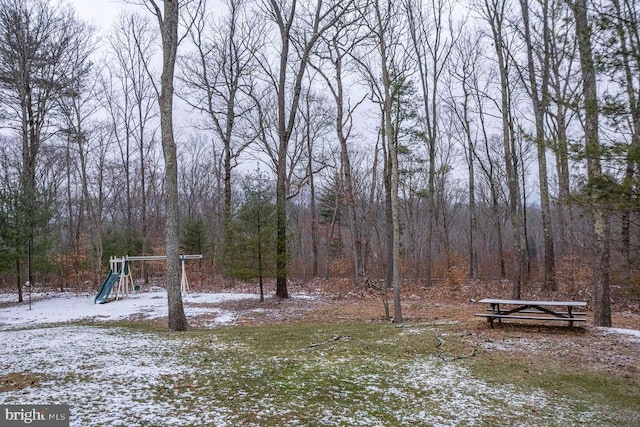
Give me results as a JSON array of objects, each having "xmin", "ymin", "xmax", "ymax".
[{"xmin": 478, "ymin": 298, "xmax": 587, "ymax": 307}]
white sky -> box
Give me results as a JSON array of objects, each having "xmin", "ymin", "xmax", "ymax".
[{"xmin": 63, "ymin": 0, "xmax": 143, "ymax": 36}]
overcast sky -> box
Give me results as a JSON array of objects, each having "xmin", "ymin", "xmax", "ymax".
[{"xmin": 65, "ymin": 0, "xmax": 132, "ymax": 33}]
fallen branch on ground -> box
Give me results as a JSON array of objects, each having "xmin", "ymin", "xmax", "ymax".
[{"xmin": 309, "ymin": 335, "xmax": 351, "ymax": 348}]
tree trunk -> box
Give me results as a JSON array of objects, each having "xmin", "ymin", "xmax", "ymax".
[
  {"xmin": 331, "ymin": 41, "xmax": 363, "ymax": 278},
  {"xmin": 569, "ymin": 0, "xmax": 611, "ymax": 326},
  {"xmin": 264, "ymin": 0, "xmax": 352, "ymax": 296},
  {"xmin": 374, "ymin": 0, "xmax": 402, "ymax": 322},
  {"xmin": 139, "ymin": 108, "xmax": 148, "ymax": 285},
  {"xmin": 306, "ymin": 96, "xmax": 319, "ymax": 277},
  {"xmin": 460, "ymin": 81, "xmax": 478, "ymax": 279},
  {"xmin": 549, "ymin": 0, "xmax": 576, "ymax": 258},
  {"xmin": 611, "ymin": 0, "xmax": 640, "ymax": 283},
  {"xmin": 151, "ymin": 0, "xmax": 188, "ymax": 330},
  {"xmin": 484, "ymin": 0, "xmax": 529, "ymax": 297},
  {"xmin": 16, "ymin": 259, "xmax": 23, "ymax": 303},
  {"xmin": 384, "ymin": 140, "xmax": 393, "ymax": 292},
  {"xmin": 520, "ymin": 0, "xmax": 556, "ymax": 290},
  {"xmin": 554, "ymin": 100, "xmax": 572, "ymax": 254},
  {"xmin": 273, "ymin": 39, "xmax": 289, "ymax": 294},
  {"xmin": 363, "ymin": 136, "xmax": 380, "ymax": 276},
  {"xmin": 473, "ymin": 71, "xmax": 506, "ymax": 279}
]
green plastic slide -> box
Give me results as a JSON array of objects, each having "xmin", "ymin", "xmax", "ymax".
[{"xmin": 94, "ymin": 269, "xmax": 120, "ymax": 304}]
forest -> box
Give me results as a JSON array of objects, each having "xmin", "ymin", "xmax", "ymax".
[{"xmin": 0, "ymin": 0, "xmax": 637, "ymax": 329}]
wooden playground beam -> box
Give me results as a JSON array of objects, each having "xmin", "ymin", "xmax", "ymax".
[{"xmin": 125, "ymin": 255, "xmax": 203, "ymax": 261}]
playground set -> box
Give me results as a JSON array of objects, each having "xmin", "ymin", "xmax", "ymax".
[{"xmin": 94, "ymin": 255, "xmax": 202, "ymax": 304}]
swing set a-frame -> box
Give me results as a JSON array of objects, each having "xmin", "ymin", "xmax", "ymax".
[{"xmin": 94, "ymin": 254, "xmax": 202, "ymax": 304}]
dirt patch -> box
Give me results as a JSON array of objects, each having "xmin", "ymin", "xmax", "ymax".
[{"xmin": 0, "ymin": 372, "xmax": 46, "ymax": 392}]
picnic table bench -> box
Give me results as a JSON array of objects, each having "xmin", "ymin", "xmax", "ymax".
[{"xmin": 475, "ymin": 298, "xmax": 587, "ymax": 327}]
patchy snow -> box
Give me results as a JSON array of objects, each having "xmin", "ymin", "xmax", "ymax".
[
  {"xmin": 402, "ymin": 360, "xmax": 596, "ymax": 426},
  {"xmin": 0, "ymin": 324, "xmax": 616, "ymax": 427},
  {"xmin": 0, "ymin": 292, "xmax": 635, "ymax": 426},
  {"xmin": 601, "ymin": 327, "xmax": 640, "ymax": 341},
  {"xmin": 0, "ymin": 290, "xmax": 260, "ymax": 331}
]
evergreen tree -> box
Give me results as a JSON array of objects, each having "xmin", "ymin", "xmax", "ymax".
[
  {"xmin": 182, "ymin": 218, "xmax": 207, "ymax": 255},
  {"xmin": 0, "ymin": 146, "xmax": 52, "ymax": 301},
  {"xmin": 223, "ymin": 170, "xmax": 277, "ymax": 302}
]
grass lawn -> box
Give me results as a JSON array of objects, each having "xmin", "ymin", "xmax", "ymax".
[{"xmin": 3, "ymin": 320, "xmax": 637, "ymax": 426}]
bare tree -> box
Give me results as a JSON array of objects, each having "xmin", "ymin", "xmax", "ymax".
[
  {"xmin": 479, "ymin": 0, "xmax": 529, "ymax": 298},
  {"xmin": 370, "ymin": 0, "xmax": 408, "ymax": 322},
  {"xmin": 297, "ymin": 84, "xmax": 334, "ymax": 277},
  {"xmin": 446, "ymin": 30, "xmax": 482, "ymax": 279},
  {"xmin": 130, "ymin": 0, "xmax": 203, "ymax": 330},
  {"xmin": 466, "ymin": 36, "xmax": 508, "ymax": 279},
  {"xmin": 178, "ymin": 134, "xmax": 217, "ymax": 221},
  {"xmin": 179, "ymin": 0, "xmax": 260, "ymax": 262},
  {"xmin": 310, "ymin": 8, "xmax": 368, "ymax": 279},
  {"xmin": 546, "ymin": 0, "xmax": 578, "ymax": 255},
  {"xmin": 57, "ymin": 28, "xmax": 101, "ymax": 285},
  {"xmin": 404, "ymin": 0, "xmax": 457, "ymax": 287},
  {"xmin": 567, "ymin": 0, "xmax": 611, "ymax": 326},
  {"xmin": 260, "ymin": 0, "xmax": 354, "ymax": 298},
  {"xmin": 102, "ymin": 13, "xmax": 158, "ymax": 265},
  {"xmin": 517, "ymin": 0, "xmax": 556, "ymax": 290}
]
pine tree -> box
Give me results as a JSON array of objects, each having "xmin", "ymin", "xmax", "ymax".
[{"xmin": 223, "ymin": 171, "xmax": 277, "ymax": 302}]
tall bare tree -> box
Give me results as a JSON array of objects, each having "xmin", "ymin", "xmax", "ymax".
[
  {"xmin": 480, "ymin": 0, "xmax": 529, "ymax": 298},
  {"xmin": 446, "ymin": 30, "xmax": 482, "ymax": 279},
  {"xmin": 297, "ymin": 84, "xmax": 334, "ymax": 277},
  {"xmin": 103, "ymin": 13, "xmax": 158, "ymax": 262},
  {"xmin": 57, "ymin": 27, "xmax": 101, "ymax": 284},
  {"xmin": 404, "ymin": 0, "xmax": 457, "ymax": 286},
  {"xmin": 568, "ymin": 0, "xmax": 611, "ymax": 326},
  {"xmin": 547, "ymin": 0, "xmax": 578, "ymax": 255},
  {"xmin": 261, "ymin": 0, "xmax": 354, "ymax": 298},
  {"xmin": 179, "ymin": 0, "xmax": 260, "ymax": 263},
  {"xmin": 132, "ymin": 0, "xmax": 202, "ymax": 330},
  {"xmin": 456, "ymin": 35, "xmax": 509, "ymax": 279},
  {"xmin": 311, "ymin": 11, "xmax": 367, "ymax": 279},
  {"xmin": 517, "ymin": 0, "xmax": 556, "ymax": 290},
  {"xmin": 368, "ymin": 0, "xmax": 409, "ymax": 322}
]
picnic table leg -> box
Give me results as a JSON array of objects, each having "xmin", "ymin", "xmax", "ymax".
[{"xmin": 568, "ymin": 306, "xmax": 574, "ymax": 327}]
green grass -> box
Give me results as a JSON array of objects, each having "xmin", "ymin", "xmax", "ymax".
[{"xmin": 140, "ymin": 322, "xmax": 639, "ymax": 426}]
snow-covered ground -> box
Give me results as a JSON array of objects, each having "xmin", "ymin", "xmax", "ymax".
[
  {"xmin": 0, "ymin": 289, "xmax": 259, "ymax": 331},
  {"xmin": 0, "ymin": 289, "xmax": 265, "ymax": 426},
  {"xmin": 599, "ymin": 326, "xmax": 640, "ymax": 340},
  {"xmin": 1, "ymin": 326, "xmax": 203, "ymax": 426}
]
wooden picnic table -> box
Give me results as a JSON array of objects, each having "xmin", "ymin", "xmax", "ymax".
[{"xmin": 475, "ymin": 298, "xmax": 587, "ymax": 327}]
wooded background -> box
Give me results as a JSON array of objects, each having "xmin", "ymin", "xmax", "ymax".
[{"xmin": 0, "ymin": 0, "xmax": 637, "ymax": 326}]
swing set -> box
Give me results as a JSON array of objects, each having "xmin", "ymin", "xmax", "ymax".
[{"xmin": 94, "ymin": 254, "xmax": 203, "ymax": 304}]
